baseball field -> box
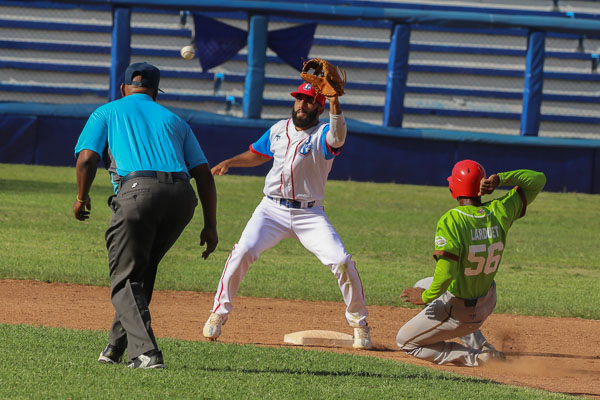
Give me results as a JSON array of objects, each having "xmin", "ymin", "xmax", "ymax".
[{"xmin": 1, "ymin": 163, "xmax": 599, "ymax": 399}]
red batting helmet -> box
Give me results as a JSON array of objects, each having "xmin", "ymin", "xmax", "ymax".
[{"xmin": 447, "ymin": 160, "xmax": 486, "ymax": 199}]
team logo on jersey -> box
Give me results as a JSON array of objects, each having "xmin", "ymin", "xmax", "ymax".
[
  {"xmin": 298, "ymin": 135, "xmax": 313, "ymax": 157},
  {"xmin": 434, "ymin": 236, "xmax": 447, "ymax": 247},
  {"xmin": 275, "ymin": 133, "xmax": 282, "ymax": 141}
]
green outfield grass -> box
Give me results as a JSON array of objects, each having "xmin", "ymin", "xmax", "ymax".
[
  {"xmin": 0, "ymin": 324, "xmax": 572, "ymax": 400},
  {"xmin": 1, "ymin": 163, "xmax": 598, "ymax": 318},
  {"xmin": 1, "ymin": 163, "xmax": 597, "ymax": 399}
]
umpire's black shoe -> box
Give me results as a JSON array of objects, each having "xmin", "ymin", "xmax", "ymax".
[
  {"xmin": 127, "ymin": 349, "xmax": 165, "ymax": 369},
  {"xmin": 98, "ymin": 344, "xmax": 125, "ymax": 364}
]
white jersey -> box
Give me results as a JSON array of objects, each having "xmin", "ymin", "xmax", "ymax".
[
  {"xmin": 208, "ymin": 112, "xmax": 369, "ymax": 332},
  {"xmin": 250, "ymin": 114, "xmax": 345, "ymax": 202}
]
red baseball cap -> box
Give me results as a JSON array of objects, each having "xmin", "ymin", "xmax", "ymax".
[{"xmin": 290, "ymin": 82, "xmax": 325, "ymax": 107}]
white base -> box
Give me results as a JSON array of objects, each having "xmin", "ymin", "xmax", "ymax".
[{"xmin": 284, "ymin": 330, "xmax": 354, "ymax": 348}]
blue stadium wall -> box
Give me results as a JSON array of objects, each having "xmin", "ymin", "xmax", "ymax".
[{"xmin": 1, "ymin": 102, "xmax": 599, "ymax": 194}]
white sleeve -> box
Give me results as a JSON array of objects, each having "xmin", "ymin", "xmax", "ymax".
[{"xmin": 325, "ymin": 113, "xmax": 347, "ymax": 148}]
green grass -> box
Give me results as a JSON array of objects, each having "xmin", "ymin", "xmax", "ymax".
[
  {"xmin": 0, "ymin": 323, "xmax": 572, "ymax": 400},
  {"xmin": 1, "ymin": 163, "xmax": 596, "ymax": 399},
  {"xmin": 1, "ymin": 163, "xmax": 599, "ymax": 318}
]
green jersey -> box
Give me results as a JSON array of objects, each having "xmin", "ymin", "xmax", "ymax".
[{"xmin": 422, "ymin": 169, "xmax": 546, "ymax": 303}]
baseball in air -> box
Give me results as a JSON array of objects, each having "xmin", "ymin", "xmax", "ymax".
[{"xmin": 180, "ymin": 45, "xmax": 195, "ymax": 60}]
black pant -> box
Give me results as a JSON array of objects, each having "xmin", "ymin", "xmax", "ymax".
[{"xmin": 104, "ymin": 176, "xmax": 197, "ymax": 361}]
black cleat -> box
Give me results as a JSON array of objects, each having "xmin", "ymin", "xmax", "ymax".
[
  {"xmin": 98, "ymin": 344, "xmax": 125, "ymax": 364},
  {"xmin": 127, "ymin": 349, "xmax": 165, "ymax": 369}
]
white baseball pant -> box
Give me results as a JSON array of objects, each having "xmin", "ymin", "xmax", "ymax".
[{"xmin": 211, "ymin": 196, "xmax": 369, "ymax": 327}]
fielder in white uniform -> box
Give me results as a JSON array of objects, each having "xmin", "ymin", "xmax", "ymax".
[{"xmin": 203, "ymin": 82, "xmax": 372, "ymax": 350}]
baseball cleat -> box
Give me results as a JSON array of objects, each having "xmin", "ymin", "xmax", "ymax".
[
  {"xmin": 127, "ymin": 349, "xmax": 165, "ymax": 369},
  {"xmin": 481, "ymin": 341, "xmax": 498, "ymax": 352},
  {"xmin": 478, "ymin": 348, "xmax": 506, "ymax": 365},
  {"xmin": 203, "ymin": 312, "xmax": 228, "ymax": 340},
  {"xmin": 98, "ymin": 344, "xmax": 125, "ymax": 364},
  {"xmin": 352, "ymin": 326, "xmax": 373, "ymax": 350}
]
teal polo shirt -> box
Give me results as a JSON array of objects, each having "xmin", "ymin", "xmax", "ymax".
[{"xmin": 75, "ymin": 93, "xmax": 207, "ymax": 191}]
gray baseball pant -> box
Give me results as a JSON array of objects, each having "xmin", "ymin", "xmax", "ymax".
[
  {"xmin": 396, "ymin": 283, "xmax": 497, "ymax": 367},
  {"xmin": 104, "ymin": 174, "xmax": 197, "ymax": 362}
]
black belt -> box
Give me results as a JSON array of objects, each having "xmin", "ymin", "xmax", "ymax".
[
  {"xmin": 120, "ymin": 170, "xmax": 190, "ymax": 185},
  {"xmin": 267, "ymin": 196, "xmax": 315, "ymax": 209},
  {"xmin": 464, "ymin": 298, "xmax": 478, "ymax": 307},
  {"xmin": 457, "ymin": 285, "xmax": 492, "ymax": 307}
]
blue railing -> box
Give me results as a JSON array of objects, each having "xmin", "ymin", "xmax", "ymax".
[{"xmin": 7, "ymin": 0, "xmax": 600, "ymax": 136}]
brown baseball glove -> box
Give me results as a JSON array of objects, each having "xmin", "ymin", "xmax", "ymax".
[{"xmin": 300, "ymin": 58, "xmax": 346, "ymax": 97}]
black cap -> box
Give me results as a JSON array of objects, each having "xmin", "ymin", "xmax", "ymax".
[{"xmin": 124, "ymin": 62, "xmax": 163, "ymax": 92}]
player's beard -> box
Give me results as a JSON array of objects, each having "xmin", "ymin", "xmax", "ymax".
[{"xmin": 292, "ymin": 107, "xmax": 319, "ymax": 129}]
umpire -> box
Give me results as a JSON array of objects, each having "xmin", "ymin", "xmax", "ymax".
[{"xmin": 73, "ymin": 62, "xmax": 218, "ymax": 369}]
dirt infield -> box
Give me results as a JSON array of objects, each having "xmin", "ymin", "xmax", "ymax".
[{"xmin": 1, "ymin": 279, "xmax": 599, "ymax": 398}]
